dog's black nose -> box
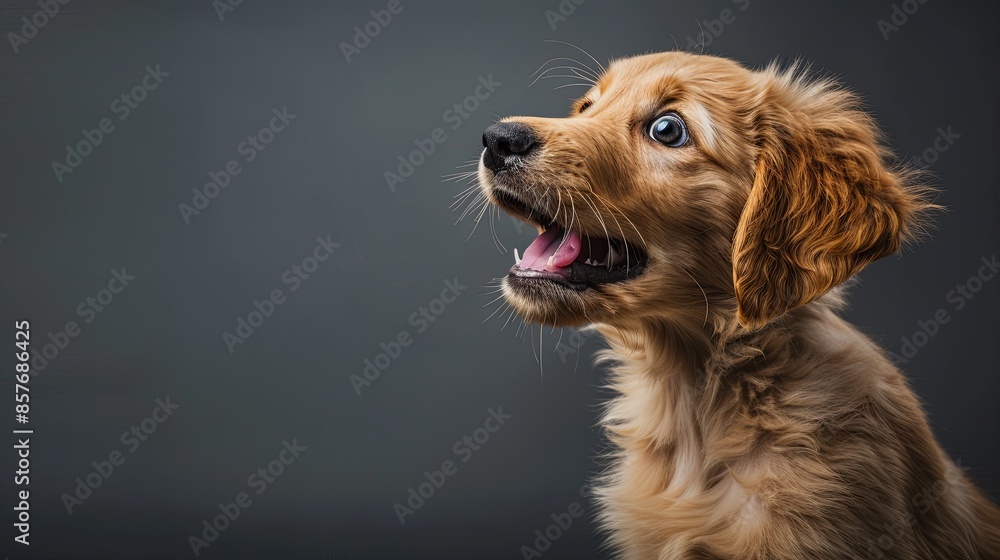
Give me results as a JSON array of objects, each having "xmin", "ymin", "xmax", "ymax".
[{"xmin": 481, "ymin": 121, "xmax": 538, "ymax": 173}]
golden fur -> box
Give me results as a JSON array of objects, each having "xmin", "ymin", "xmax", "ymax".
[{"xmin": 476, "ymin": 51, "xmax": 1000, "ymax": 559}]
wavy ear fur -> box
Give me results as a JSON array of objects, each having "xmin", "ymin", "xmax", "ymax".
[{"xmin": 733, "ymin": 66, "xmax": 936, "ymax": 330}]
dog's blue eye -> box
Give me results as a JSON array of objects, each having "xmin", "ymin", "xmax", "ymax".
[{"xmin": 648, "ymin": 113, "xmax": 689, "ymax": 147}]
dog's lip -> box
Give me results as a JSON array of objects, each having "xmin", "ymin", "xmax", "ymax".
[
  {"xmin": 490, "ymin": 187, "xmax": 649, "ymax": 289},
  {"xmin": 508, "ymin": 257, "xmax": 647, "ymax": 291},
  {"xmin": 490, "ymin": 187, "xmax": 550, "ymax": 232},
  {"xmin": 508, "ymin": 267, "xmax": 588, "ymax": 290}
]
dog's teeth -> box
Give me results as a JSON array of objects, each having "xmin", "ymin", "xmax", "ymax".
[{"xmin": 514, "ymin": 248, "xmax": 521, "ymax": 266}]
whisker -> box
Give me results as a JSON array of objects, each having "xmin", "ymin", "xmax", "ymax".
[
  {"xmin": 484, "ymin": 300, "xmax": 510, "ymax": 324},
  {"xmin": 516, "ymin": 319, "xmax": 530, "ymax": 343},
  {"xmin": 544, "ymin": 39, "xmax": 606, "ymax": 74},
  {"xmin": 584, "ymin": 190, "xmax": 633, "ymax": 274},
  {"xmin": 538, "ymin": 323, "xmax": 545, "ymax": 380},
  {"xmin": 481, "ymin": 293, "xmax": 507, "ymax": 308},
  {"xmin": 552, "ymin": 190, "xmax": 564, "ymax": 229},
  {"xmin": 589, "ymin": 190, "xmax": 648, "ymax": 250},
  {"xmin": 451, "ymin": 183, "xmax": 480, "ymax": 202},
  {"xmin": 459, "ymin": 190, "xmax": 485, "ymax": 212},
  {"xmin": 453, "ymin": 196, "xmax": 479, "ymax": 221},
  {"xmin": 696, "ymin": 19, "xmax": 706, "ymax": 55},
  {"xmin": 531, "ymin": 69, "xmax": 598, "ymax": 91},
  {"xmin": 682, "ymin": 267, "xmax": 710, "ymax": 327},
  {"xmin": 553, "ymin": 83, "xmax": 595, "ymax": 91},
  {"xmin": 443, "ymin": 173, "xmax": 478, "ymax": 183},
  {"xmin": 465, "ymin": 197, "xmax": 492, "ymax": 240},
  {"xmin": 501, "ymin": 304, "xmax": 519, "ymax": 331},
  {"xmin": 530, "ymin": 56, "xmax": 601, "ymax": 82},
  {"xmin": 452, "ymin": 189, "xmax": 481, "ymax": 210},
  {"xmin": 537, "ymin": 73, "xmax": 594, "ymax": 84},
  {"xmin": 567, "ymin": 66, "xmax": 600, "ymax": 83},
  {"xmin": 572, "ymin": 329, "xmax": 583, "ymax": 375},
  {"xmin": 579, "ymin": 192, "xmax": 614, "ymax": 270},
  {"xmin": 455, "ymin": 193, "xmax": 486, "ymax": 221},
  {"xmin": 534, "ymin": 65, "xmax": 598, "ymax": 84},
  {"xmin": 488, "ymin": 204, "xmax": 506, "ymax": 252}
]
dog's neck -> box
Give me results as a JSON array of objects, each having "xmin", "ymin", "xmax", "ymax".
[
  {"xmin": 595, "ymin": 288, "xmax": 849, "ymax": 376},
  {"xmin": 592, "ymin": 296, "xmax": 840, "ymax": 470}
]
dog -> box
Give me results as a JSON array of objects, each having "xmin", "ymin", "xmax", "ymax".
[{"xmin": 474, "ymin": 51, "xmax": 1000, "ymax": 559}]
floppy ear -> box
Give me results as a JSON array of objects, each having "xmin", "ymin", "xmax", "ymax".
[{"xmin": 732, "ymin": 71, "xmax": 934, "ymax": 330}]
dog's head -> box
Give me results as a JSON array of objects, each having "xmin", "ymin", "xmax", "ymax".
[{"xmin": 479, "ymin": 52, "xmax": 933, "ymax": 332}]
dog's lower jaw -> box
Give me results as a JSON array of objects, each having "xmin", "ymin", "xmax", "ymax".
[
  {"xmin": 590, "ymin": 304, "xmax": 1000, "ymax": 560},
  {"xmin": 500, "ymin": 276, "xmax": 595, "ymax": 328}
]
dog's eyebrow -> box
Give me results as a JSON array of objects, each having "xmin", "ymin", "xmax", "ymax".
[
  {"xmin": 649, "ymin": 72, "xmax": 686, "ymax": 108},
  {"xmin": 689, "ymin": 104, "xmax": 716, "ymax": 151},
  {"xmin": 637, "ymin": 92, "xmax": 682, "ymax": 123}
]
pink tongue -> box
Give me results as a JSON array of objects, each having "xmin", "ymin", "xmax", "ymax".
[{"xmin": 520, "ymin": 229, "xmax": 582, "ymax": 271}]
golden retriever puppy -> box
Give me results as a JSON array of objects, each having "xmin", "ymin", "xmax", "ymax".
[{"xmin": 475, "ymin": 51, "xmax": 1000, "ymax": 559}]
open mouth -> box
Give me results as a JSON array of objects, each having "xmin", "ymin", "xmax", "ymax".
[{"xmin": 493, "ymin": 189, "xmax": 647, "ymax": 290}]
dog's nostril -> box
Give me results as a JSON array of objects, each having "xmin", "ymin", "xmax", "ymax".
[{"xmin": 498, "ymin": 137, "xmax": 533, "ymax": 156}]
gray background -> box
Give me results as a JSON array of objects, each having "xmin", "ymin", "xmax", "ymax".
[{"xmin": 0, "ymin": 0, "xmax": 997, "ymax": 558}]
